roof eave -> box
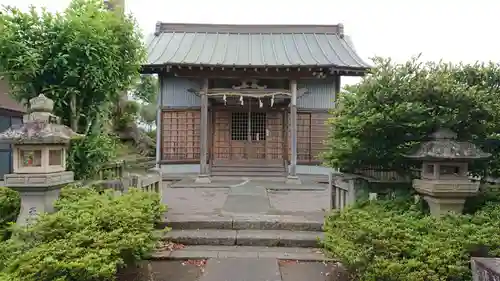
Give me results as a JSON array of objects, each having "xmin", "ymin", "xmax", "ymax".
[{"xmin": 140, "ymin": 63, "xmax": 370, "ymax": 75}]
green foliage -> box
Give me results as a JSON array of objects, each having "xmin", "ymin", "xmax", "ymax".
[
  {"xmin": 464, "ymin": 184, "xmax": 500, "ymax": 214},
  {"xmin": 133, "ymin": 75, "xmax": 158, "ymax": 104},
  {"xmin": 0, "ymin": 187, "xmax": 20, "ymax": 241},
  {"xmin": 67, "ymin": 133, "xmax": 118, "ymax": 180},
  {"xmin": 146, "ymin": 129, "xmax": 156, "ymax": 140},
  {"xmin": 324, "ymin": 57, "xmax": 500, "ymax": 177},
  {"xmin": 0, "ymin": 185, "xmax": 166, "ymax": 281},
  {"xmin": 132, "ymin": 75, "xmax": 158, "ymax": 130},
  {"xmin": 114, "ymin": 100, "xmax": 141, "ymax": 130},
  {"xmin": 0, "ymin": 0, "xmax": 145, "ymax": 134},
  {"xmin": 140, "ymin": 103, "xmax": 157, "ymax": 124},
  {"xmin": 323, "ymin": 199, "xmax": 500, "ymax": 281}
]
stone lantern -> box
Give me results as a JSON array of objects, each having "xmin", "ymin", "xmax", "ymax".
[
  {"xmin": 405, "ymin": 129, "xmax": 491, "ymax": 217},
  {"xmin": 0, "ymin": 94, "xmax": 82, "ymax": 225}
]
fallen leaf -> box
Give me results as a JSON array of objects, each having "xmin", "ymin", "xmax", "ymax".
[{"xmin": 182, "ymin": 259, "xmax": 207, "ymax": 267}]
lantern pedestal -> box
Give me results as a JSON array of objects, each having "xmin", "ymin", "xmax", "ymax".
[
  {"xmin": 6, "ymin": 172, "xmax": 74, "ymax": 225},
  {"xmin": 423, "ymin": 196, "xmax": 466, "ymax": 216},
  {"xmin": 413, "ymin": 179, "xmax": 479, "ymax": 217}
]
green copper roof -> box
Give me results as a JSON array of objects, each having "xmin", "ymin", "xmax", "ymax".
[{"xmin": 144, "ymin": 23, "xmax": 370, "ymax": 69}]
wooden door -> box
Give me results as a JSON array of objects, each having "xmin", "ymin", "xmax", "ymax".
[
  {"xmin": 229, "ymin": 110, "xmax": 267, "ymax": 160},
  {"xmin": 230, "ymin": 111, "xmax": 247, "ymax": 160},
  {"xmin": 248, "ymin": 112, "xmax": 266, "ymax": 159}
]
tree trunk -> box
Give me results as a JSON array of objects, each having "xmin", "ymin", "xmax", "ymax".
[{"xmin": 70, "ymin": 92, "xmax": 79, "ymax": 132}]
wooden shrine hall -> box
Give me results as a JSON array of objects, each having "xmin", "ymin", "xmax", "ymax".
[{"xmin": 142, "ymin": 22, "xmax": 370, "ymax": 183}]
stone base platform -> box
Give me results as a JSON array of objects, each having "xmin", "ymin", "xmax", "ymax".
[
  {"xmin": 163, "ymin": 229, "xmax": 323, "ymax": 248},
  {"xmin": 162, "ymin": 213, "xmax": 324, "ymax": 231},
  {"xmin": 152, "ymin": 245, "xmax": 329, "ymax": 261},
  {"xmin": 169, "ymin": 176, "xmax": 326, "ymax": 191}
]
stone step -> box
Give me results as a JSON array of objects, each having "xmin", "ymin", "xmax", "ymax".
[
  {"xmin": 163, "ymin": 229, "xmax": 323, "ymax": 248},
  {"xmin": 212, "ymin": 160, "xmax": 284, "ymax": 167},
  {"xmin": 211, "ymin": 166, "xmax": 285, "ymax": 171},
  {"xmin": 211, "ymin": 171, "xmax": 286, "ymax": 177},
  {"xmin": 152, "ymin": 245, "xmax": 329, "ymax": 261},
  {"xmin": 161, "ymin": 214, "xmax": 323, "ymax": 231}
]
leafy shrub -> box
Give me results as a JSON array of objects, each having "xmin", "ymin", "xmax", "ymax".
[
  {"xmin": 146, "ymin": 129, "xmax": 156, "ymax": 141},
  {"xmin": 0, "ymin": 185, "xmax": 166, "ymax": 281},
  {"xmin": 464, "ymin": 184, "xmax": 500, "ymax": 214},
  {"xmin": 323, "ymin": 58, "xmax": 500, "ymax": 178},
  {"xmin": 67, "ymin": 133, "xmax": 118, "ymax": 180},
  {"xmin": 0, "ymin": 187, "xmax": 20, "ymax": 240},
  {"xmin": 323, "ymin": 199, "xmax": 500, "ymax": 281}
]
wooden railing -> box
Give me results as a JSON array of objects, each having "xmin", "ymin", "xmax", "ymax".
[{"xmin": 471, "ymin": 257, "xmax": 500, "ymax": 281}]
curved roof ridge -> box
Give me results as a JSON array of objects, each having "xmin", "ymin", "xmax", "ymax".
[
  {"xmin": 155, "ymin": 22, "xmax": 344, "ymax": 35},
  {"xmin": 144, "ymin": 22, "xmax": 371, "ymax": 71}
]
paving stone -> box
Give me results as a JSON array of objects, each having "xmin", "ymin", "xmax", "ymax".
[
  {"xmin": 152, "ymin": 246, "xmax": 329, "ymax": 261},
  {"xmin": 117, "ymin": 260, "xmax": 203, "ymax": 281},
  {"xmin": 162, "ymin": 185, "xmax": 329, "ymax": 219},
  {"xmin": 163, "ymin": 188, "xmax": 229, "ymax": 215},
  {"xmin": 169, "ymin": 250, "xmax": 219, "ymax": 259},
  {"xmin": 165, "ymin": 229, "xmax": 236, "ymax": 246},
  {"xmin": 229, "ymin": 185, "xmax": 268, "ymax": 196},
  {"xmin": 199, "ymin": 258, "xmax": 281, "ymax": 281},
  {"xmin": 268, "ymin": 190, "xmax": 329, "ymax": 213},
  {"xmin": 217, "ymin": 250, "xmax": 260, "ymax": 258},
  {"xmin": 279, "ymin": 261, "xmax": 341, "ymax": 281},
  {"xmin": 223, "ymin": 194, "xmax": 270, "ymax": 213}
]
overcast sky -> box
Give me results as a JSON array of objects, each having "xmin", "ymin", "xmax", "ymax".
[{"xmin": 1, "ymin": 0, "xmax": 499, "ymax": 85}]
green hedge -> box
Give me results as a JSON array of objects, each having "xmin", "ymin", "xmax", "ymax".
[
  {"xmin": 0, "ymin": 185, "xmax": 166, "ymax": 281},
  {"xmin": 323, "ymin": 198, "xmax": 500, "ymax": 281},
  {"xmin": 0, "ymin": 187, "xmax": 20, "ymax": 241},
  {"xmin": 67, "ymin": 133, "xmax": 119, "ymax": 180}
]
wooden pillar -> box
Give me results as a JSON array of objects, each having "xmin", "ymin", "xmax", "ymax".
[
  {"xmin": 155, "ymin": 75, "xmax": 163, "ymax": 169},
  {"xmin": 334, "ymin": 75, "xmax": 341, "ymax": 105},
  {"xmin": 195, "ymin": 78, "xmax": 211, "ymax": 183},
  {"xmin": 287, "ymin": 79, "xmax": 301, "ymax": 184}
]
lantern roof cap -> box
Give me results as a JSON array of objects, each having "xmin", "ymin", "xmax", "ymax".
[
  {"xmin": 405, "ymin": 128, "xmax": 491, "ymax": 161},
  {"xmin": 0, "ymin": 94, "xmax": 82, "ymax": 144}
]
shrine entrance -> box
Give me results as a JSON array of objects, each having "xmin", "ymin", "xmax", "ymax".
[
  {"xmin": 212, "ymin": 99, "xmax": 287, "ymax": 162},
  {"xmin": 230, "ymin": 109, "xmax": 267, "ymax": 160}
]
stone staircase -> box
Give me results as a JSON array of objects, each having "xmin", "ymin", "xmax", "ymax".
[
  {"xmin": 155, "ymin": 214, "xmax": 326, "ymax": 261},
  {"xmin": 211, "ymin": 159, "xmax": 286, "ymax": 178}
]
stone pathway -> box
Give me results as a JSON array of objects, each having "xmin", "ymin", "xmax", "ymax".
[{"xmin": 153, "ymin": 179, "xmax": 337, "ymax": 281}]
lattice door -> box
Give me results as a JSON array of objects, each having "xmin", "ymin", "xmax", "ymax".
[{"xmin": 230, "ymin": 112, "xmax": 247, "ymax": 159}]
